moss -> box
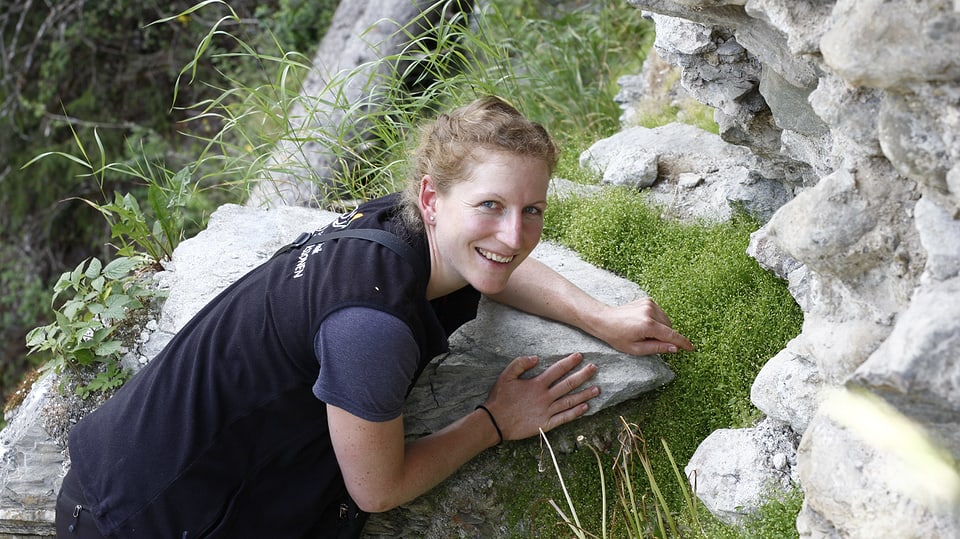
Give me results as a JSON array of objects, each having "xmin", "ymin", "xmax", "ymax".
[
  {"xmin": 525, "ymin": 187, "xmax": 803, "ymax": 536},
  {"xmin": 2, "ymin": 366, "xmax": 41, "ymax": 418},
  {"xmin": 742, "ymin": 486, "xmax": 804, "ymax": 539}
]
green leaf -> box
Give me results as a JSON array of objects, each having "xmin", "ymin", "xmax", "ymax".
[
  {"xmin": 73, "ymin": 348, "xmax": 95, "ymax": 366},
  {"xmin": 61, "ymin": 300, "xmax": 83, "ymax": 322},
  {"xmin": 25, "ymin": 327, "xmax": 47, "ymax": 348},
  {"xmin": 90, "ymin": 275, "xmax": 106, "ymax": 292},
  {"xmin": 85, "ymin": 258, "xmax": 103, "ymax": 280},
  {"xmin": 94, "ymin": 340, "xmax": 123, "ymax": 357},
  {"xmin": 70, "ymin": 262, "xmax": 86, "ymax": 287},
  {"xmin": 53, "ymin": 272, "xmax": 73, "ymax": 293},
  {"xmin": 21, "ymin": 150, "xmax": 94, "ymax": 171},
  {"xmin": 103, "ymin": 257, "xmax": 140, "ymax": 280}
]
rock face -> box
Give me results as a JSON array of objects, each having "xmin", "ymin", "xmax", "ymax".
[
  {"xmin": 624, "ymin": 0, "xmax": 960, "ymax": 536},
  {"xmin": 0, "ymin": 374, "xmax": 60, "ymax": 537},
  {"xmin": 0, "ymin": 200, "xmax": 675, "ymax": 536}
]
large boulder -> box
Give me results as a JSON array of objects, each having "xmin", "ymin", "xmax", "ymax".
[{"xmin": 685, "ymin": 417, "xmax": 800, "ymax": 526}]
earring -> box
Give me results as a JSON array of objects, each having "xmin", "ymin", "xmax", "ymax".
[{"xmin": 429, "ymin": 215, "xmax": 435, "ymax": 222}]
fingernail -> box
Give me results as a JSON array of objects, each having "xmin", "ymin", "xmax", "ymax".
[{"xmin": 668, "ymin": 345, "xmax": 678, "ymax": 353}]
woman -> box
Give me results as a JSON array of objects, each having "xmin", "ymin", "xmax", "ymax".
[{"xmin": 56, "ymin": 96, "xmax": 693, "ymax": 538}]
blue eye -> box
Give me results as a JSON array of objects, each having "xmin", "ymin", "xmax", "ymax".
[
  {"xmin": 480, "ymin": 201, "xmax": 500, "ymax": 210},
  {"xmin": 524, "ymin": 206, "xmax": 544, "ymax": 216}
]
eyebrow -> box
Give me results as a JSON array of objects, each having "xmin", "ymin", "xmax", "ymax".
[{"xmin": 475, "ymin": 192, "xmax": 548, "ymax": 206}]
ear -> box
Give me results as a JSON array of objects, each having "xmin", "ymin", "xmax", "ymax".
[{"xmin": 418, "ymin": 175, "xmax": 438, "ymax": 224}]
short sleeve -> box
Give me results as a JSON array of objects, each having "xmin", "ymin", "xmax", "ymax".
[{"xmin": 312, "ymin": 306, "xmax": 419, "ymax": 422}]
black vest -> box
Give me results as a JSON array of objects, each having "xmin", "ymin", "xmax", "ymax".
[{"xmin": 67, "ymin": 194, "xmax": 480, "ymax": 537}]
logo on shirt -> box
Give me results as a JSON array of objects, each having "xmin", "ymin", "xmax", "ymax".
[
  {"xmin": 331, "ymin": 208, "xmax": 363, "ymax": 230},
  {"xmin": 292, "ymin": 209, "xmax": 364, "ymax": 279}
]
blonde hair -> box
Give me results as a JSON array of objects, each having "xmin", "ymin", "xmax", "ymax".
[{"xmin": 400, "ymin": 96, "xmax": 558, "ymax": 230}]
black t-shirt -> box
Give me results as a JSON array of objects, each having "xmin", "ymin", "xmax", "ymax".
[{"xmin": 67, "ymin": 193, "xmax": 480, "ymax": 537}]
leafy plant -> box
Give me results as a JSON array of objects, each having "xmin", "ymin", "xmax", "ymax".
[
  {"xmin": 25, "ymin": 256, "xmax": 160, "ymax": 398},
  {"xmin": 1, "ymin": 0, "xmax": 338, "ymax": 402},
  {"xmin": 24, "ymin": 121, "xmax": 199, "ymax": 263}
]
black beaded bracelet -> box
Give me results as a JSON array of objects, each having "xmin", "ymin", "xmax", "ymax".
[{"xmin": 475, "ymin": 404, "xmax": 504, "ymax": 445}]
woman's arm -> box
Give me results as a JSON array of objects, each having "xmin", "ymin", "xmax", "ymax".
[
  {"xmin": 489, "ymin": 257, "xmax": 694, "ymax": 356},
  {"xmin": 329, "ymin": 351, "xmax": 599, "ymax": 513}
]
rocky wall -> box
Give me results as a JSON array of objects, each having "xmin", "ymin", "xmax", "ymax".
[{"xmin": 622, "ymin": 0, "xmax": 960, "ymax": 536}]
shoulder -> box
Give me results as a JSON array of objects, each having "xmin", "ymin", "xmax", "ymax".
[
  {"xmin": 313, "ymin": 306, "xmax": 419, "ymax": 421},
  {"xmin": 319, "ymin": 306, "xmax": 415, "ymax": 343}
]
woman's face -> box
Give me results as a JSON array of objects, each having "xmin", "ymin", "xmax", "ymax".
[{"xmin": 421, "ymin": 150, "xmax": 550, "ymax": 297}]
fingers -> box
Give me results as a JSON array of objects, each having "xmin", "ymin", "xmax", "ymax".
[
  {"xmin": 543, "ymin": 399, "xmax": 591, "ymax": 432},
  {"xmin": 548, "ymin": 384, "xmax": 599, "ymax": 417},
  {"xmin": 489, "ymin": 353, "xmax": 601, "ymax": 439},
  {"xmin": 640, "ymin": 297, "xmax": 673, "ymax": 328},
  {"xmin": 540, "ymin": 354, "xmax": 599, "ymax": 417},
  {"xmin": 538, "ymin": 352, "xmax": 586, "ymax": 387},
  {"xmin": 631, "ymin": 340, "xmax": 685, "ymax": 356},
  {"xmin": 647, "ymin": 322, "xmax": 695, "ymax": 352},
  {"xmin": 502, "ymin": 355, "xmax": 539, "ymax": 380}
]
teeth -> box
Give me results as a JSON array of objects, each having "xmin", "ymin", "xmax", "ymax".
[{"xmin": 478, "ymin": 248, "xmax": 514, "ymax": 264}]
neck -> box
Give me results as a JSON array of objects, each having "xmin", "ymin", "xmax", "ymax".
[{"xmin": 424, "ymin": 227, "xmax": 466, "ymax": 300}]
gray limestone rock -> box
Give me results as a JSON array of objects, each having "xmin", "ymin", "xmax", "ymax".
[
  {"xmin": 851, "ymin": 277, "xmax": 960, "ymax": 456},
  {"xmin": 820, "ymin": 0, "xmax": 960, "ymax": 91},
  {"xmin": 685, "ymin": 418, "xmax": 799, "ymax": 526},
  {"xmin": 405, "ymin": 242, "xmax": 676, "ymax": 437},
  {"xmin": 797, "ymin": 392, "xmax": 960, "ymax": 539},
  {"xmin": 750, "ymin": 345, "xmax": 822, "ymax": 434},
  {"xmin": 624, "ymin": 1, "xmax": 960, "ymax": 536},
  {"xmin": 0, "ymin": 374, "xmax": 61, "ymax": 537},
  {"xmin": 580, "ymin": 122, "xmax": 792, "ymax": 223}
]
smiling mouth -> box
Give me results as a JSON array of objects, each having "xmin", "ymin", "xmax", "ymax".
[{"xmin": 477, "ymin": 247, "xmax": 514, "ymax": 264}]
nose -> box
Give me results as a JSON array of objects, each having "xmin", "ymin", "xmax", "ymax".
[{"xmin": 497, "ymin": 211, "xmax": 524, "ymax": 250}]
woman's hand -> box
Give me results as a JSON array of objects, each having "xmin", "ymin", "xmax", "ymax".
[
  {"xmin": 481, "ymin": 352, "xmax": 600, "ymax": 441},
  {"xmin": 589, "ymin": 297, "xmax": 694, "ymax": 357},
  {"xmin": 491, "ymin": 258, "xmax": 693, "ymax": 358}
]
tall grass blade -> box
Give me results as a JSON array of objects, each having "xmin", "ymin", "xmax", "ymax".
[{"xmin": 540, "ymin": 429, "xmax": 585, "ymax": 538}]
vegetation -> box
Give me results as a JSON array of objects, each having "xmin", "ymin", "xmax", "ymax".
[
  {"xmin": 495, "ymin": 187, "xmax": 803, "ymax": 537},
  {"xmin": 0, "ymin": 0, "xmax": 337, "ymax": 402},
  {"xmin": 7, "ymin": 0, "xmax": 803, "ymax": 535},
  {"xmin": 24, "ymin": 256, "xmax": 161, "ymax": 398}
]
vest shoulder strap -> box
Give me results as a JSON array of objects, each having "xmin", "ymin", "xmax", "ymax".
[{"xmin": 273, "ymin": 228, "xmax": 426, "ymax": 277}]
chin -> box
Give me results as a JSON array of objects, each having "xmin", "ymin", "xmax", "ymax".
[{"xmin": 469, "ymin": 277, "xmax": 510, "ymax": 296}]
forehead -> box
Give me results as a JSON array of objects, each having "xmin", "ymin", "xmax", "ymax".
[{"xmin": 456, "ymin": 150, "xmax": 550, "ymax": 197}]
